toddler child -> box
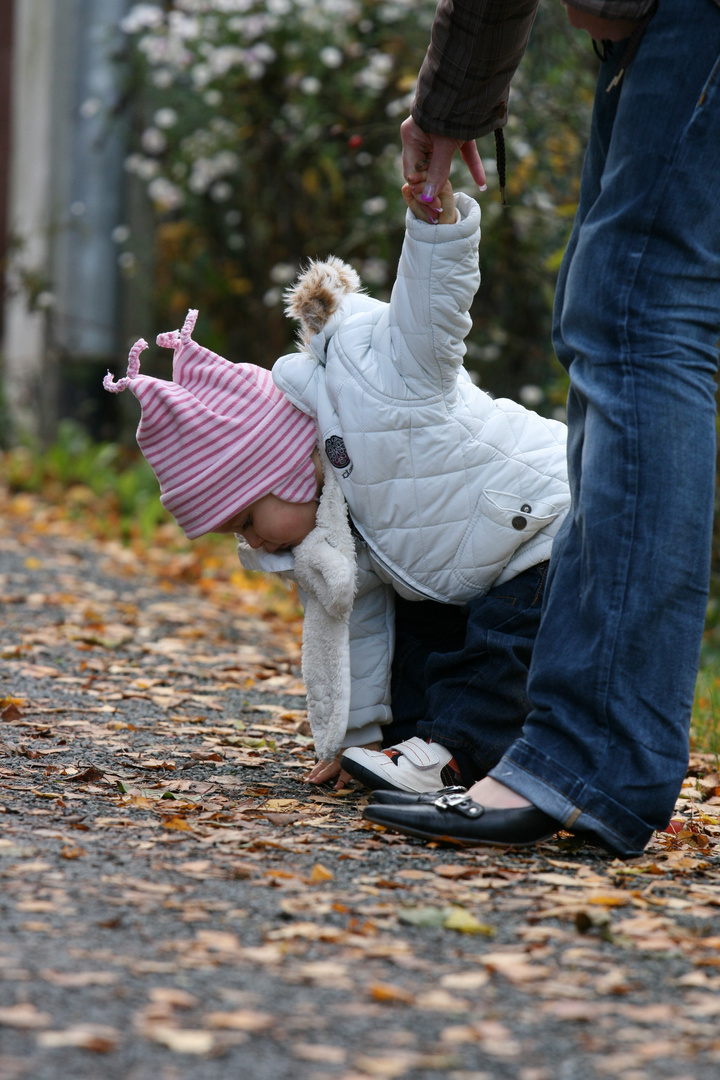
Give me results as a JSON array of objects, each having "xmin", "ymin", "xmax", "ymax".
[{"xmin": 104, "ymin": 179, "xmax": 570, "ymax": 796}]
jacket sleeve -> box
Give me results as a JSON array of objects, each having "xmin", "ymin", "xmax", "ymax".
[
  {"xmin": 339, "ymin": 549, "xmax": 395, "ymax": 749},
  {"xmin": 387, "ymin": 191, "xmax": 480, "ymax": 393},
  {"xmin": 412, "ymin": 0, "xmax": 539, "ymax": 141},
  {"xmin": 412, "ymin": 0, "xmax": 657, "ymax": 141}
]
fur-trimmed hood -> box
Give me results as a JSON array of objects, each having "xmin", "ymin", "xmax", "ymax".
[{"xmin": 284, "ymin": 255, "xmax": 383, "ymax": 347}]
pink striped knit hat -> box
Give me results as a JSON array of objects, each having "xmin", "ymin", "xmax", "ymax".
[{"xmin": 104, "ymin": 309, "xmax": 318, "ymax": 539}]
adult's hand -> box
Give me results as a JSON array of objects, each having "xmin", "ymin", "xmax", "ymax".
[
  {"xmin": 563, "ymin": 3, "xmax": 639, "ymax": 40},
  {"xmin": 400, "ymin": 116, "xmax": 487, "ymax": 205}
]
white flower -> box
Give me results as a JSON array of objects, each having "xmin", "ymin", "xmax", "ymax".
[
  {"xmin": 519, "ymin": 384, "xmax": 544, "ymax": 407},
  {"xmin": 152, "ymin": 69, "xmax": 175, "ymax": 88},
  {"xmin": 191, "ymin": 63, "xmax": 212, "ymax": 88},
  {"xmin": 355, "ymin": 51, "xmax": 393, "ymax": 92},
  {"xmin": 141, "ymin": 127, "xmax": 167, "ymax": 154},
  {"xmin": 227, "ymin": 233, "xmax": 245, "ymax": 250},
  {"xmin": 112, "ymin": 225, "xmax": 131, "ymax": 244},
  {"xmin": 269, "ymin": 262, "xmax": 296, "ymax": 284},
  {"xmin": 154, "ymin": 108, "xmax": 178, "ymax": 129},
  {"xmin": 147, "ymin": 177, "xmax": 185, "ymax": 211},
  {"xmin": 362, "ymin": 196, "xmax": 387, "ymax": 215},
  {"xmin": 210, "ymin": 181, "xmax": 233, "ymax": 202},
  {"xmin": 320, "ymin": 46, "xmax": 343, "ymax": 68},
  {"xmin": 203, "ymin": 89, "xmax": 223, "ymax": 106},
  {"xmin": 299, "ymin": 76, "xmax": 321, "ymax": 95},
  {"xmin": 225, "ymin": 209, "xmax": 242, "ymax": 226},
  {"xmin": 35, "ymin": 291, "xmax": 56, "ymax": 309},
  {"xmin": 253, "ymin": 43, "xmax": 276, "ymax": 64},
  {"xmin": 120, "ymin": 4, "xmax": 164, "ymax": 34},
  {"xmin": 168, "ymin": 11, "xmax": 201, "ymax": 40}
]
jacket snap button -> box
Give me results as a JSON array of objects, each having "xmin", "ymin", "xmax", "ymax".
[
  {"xmin": 520, "ymin": 503, "xmax": 532, "ymax": 513},
  {"xmin": 512, "ymin": 516, "xmax": 527, "ymax": 530}
]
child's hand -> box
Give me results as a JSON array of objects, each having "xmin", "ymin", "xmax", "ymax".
[
  {"xmin": 402, "ymin": 174, "xmax": 456, "ymax": 225},
  {"xmin": 304, "ymin": 742, "xmax": 381, "ymax": 790}
]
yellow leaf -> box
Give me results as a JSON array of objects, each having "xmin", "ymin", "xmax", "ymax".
[
  {"xmin": 443, "ymin": 907, "xmax": 495, "ymax": 935},
  {"xmin": 308, "ymin": 863, "xmax": 334, "ymax": 883},
  {"xmin": 162, "ymin": 816, "xmax": 191, "ymax": 831}
]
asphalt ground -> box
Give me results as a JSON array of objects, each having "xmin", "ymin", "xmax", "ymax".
[{"xmin": 1, "ymin": 489, "xmax": 720, "ymax": 1080}]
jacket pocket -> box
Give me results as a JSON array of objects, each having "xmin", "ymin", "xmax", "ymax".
[{"xmin": 454, "ymin": 489, "xmax": 562, "ymax": 592}]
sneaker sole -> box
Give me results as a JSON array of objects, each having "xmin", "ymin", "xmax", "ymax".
[{"xmin": 340, "ymin": 756, "xmax": 425, "ymax": 793}]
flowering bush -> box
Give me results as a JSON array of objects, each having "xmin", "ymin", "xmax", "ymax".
[
  {"xmin": 119, "ymin": 0, "xmax": 437, "ymax": 364},
  {"xmin": 118, "ymin": 0, "xmax": 596, "ymax": 402}
]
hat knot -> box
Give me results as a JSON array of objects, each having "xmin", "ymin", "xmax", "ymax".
[{"xmin": 103, "ymin": 338, "xmax": 148, "ymax": 393}]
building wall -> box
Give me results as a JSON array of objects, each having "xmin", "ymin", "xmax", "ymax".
[{"xmin": 2, "ymin": 0, "xmax": 131, "ymax": 444}]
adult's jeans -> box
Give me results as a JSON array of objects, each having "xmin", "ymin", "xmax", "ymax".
[
  {"xmin": 388, "ymin": 562, "xmax": 548, "ymax": 786},
  {"xmin": 490, "ymin": 0, "xmax": 720, "ymax": 856}
]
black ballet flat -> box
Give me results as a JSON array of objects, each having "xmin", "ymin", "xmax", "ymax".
[
  {"xmin": 368, "ymin": 785, "xmax": 467, "ymax": 806},
  {"xmin": 362, "ymin": 792, "xmax": 558, "ymax": 847}
]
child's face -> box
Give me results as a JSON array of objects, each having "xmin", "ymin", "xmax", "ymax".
[{"xmin": 215, "ymin": 493, "xmax": 318, "ymax": 553}]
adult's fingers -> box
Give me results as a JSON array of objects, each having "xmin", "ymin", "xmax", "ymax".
[
  {"xmin": 420, "ymin": 137, "xmax": 459, "ymax": 202},
  {"xmin": 459, "ymin": 139, "xmax": 487, "ymax": 191}
]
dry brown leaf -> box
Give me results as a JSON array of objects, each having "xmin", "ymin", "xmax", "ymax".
[
  {"xmin": 36, "ymin": 1024, "xmax": 119, "ymax": 1051},
  {"xmin": 40, "ymin": 970, "xmax": 119, "ymax": 988},
  {"xmin": 433, "ymin": 863, "xmax": 480, "ymax": 879},
  {"xmin": 308, "ymin": 863, "xmax": 334, "ymax": 883},
  {"xmin": 203, "ymin": 1009, "xmax": 274, "ymax": 1031},
  {"xmin": 0, "ymin": 1004, "xmax": 52, "ymax": 1029},
  {"xmin": 292, "ymin": 1043, "xmax": 347, "ymax": 1064},
  {"xmin": 439, "ymin": 971, "xmax": 490, "ymax": 991},
  {"xmin": 60, "ymin": 845, "xmax": 86, "ymax": 859},
  {"xmin": 148, "ymin": 988, "xmax": 198, "ymax": 1009},
  {"xmin": 481, "ymin": 952, "xmax": 552, "ymax": 983},
  {"xmin": 142, "ymin": 1025, "xmax": 216, "ymax": 1054},
  {"xmin": 368, "ymin": 982, "xmax": 415, "ymax": 1005}
]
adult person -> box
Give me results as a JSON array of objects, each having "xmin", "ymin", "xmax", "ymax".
[{"xmin": 363, "ymin": 0, "xmax": 720, "ymax": 856}]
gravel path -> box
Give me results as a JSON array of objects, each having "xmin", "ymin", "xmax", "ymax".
[{"xmin": 1, "ymin": 490, "xmax": 720, "ymax": 1080}]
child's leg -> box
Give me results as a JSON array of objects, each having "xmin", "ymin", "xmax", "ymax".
[
  {"xmin": 387, "ymin": 597, "xmax": 468, "ymax": 746},
  {"xmin": 415, "ymin": 563, "xmax": 548, "ymax": 785}
]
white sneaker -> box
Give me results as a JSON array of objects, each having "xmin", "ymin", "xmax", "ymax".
[{"xmin": 341, "ymin": 737, "xmax": 462, "ymax": 793}]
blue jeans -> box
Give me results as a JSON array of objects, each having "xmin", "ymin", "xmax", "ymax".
[
  {"xmin": 490, "ymin": 0, "xmax": 720, "ymax": 856},
  {"xmin": 388, "ymin": 562, "xmax": 548, "ymax": 786}
]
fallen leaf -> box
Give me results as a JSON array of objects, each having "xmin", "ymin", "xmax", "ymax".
[
  {"xmin": 60, "ymin": 845, "xmax": 86, "ymax": 859},
  {"xmin": 0, "ymin": 1004, "xmax": 52, "ymax": 1028},
  {"xmin": 308, "ymin": 863, "xmax": 334, "ymax": 883},
  {"xmin": 142, "ymin": 1025, "xmax": 215, "ymax": 1054},
  {"xmin": 292, "ymin": 1042, "xmax": 347, "ymax": 1064},
  {"xmin": 203, "ymin": 1009, "xmax": 274, "ymax": 1031},
  {"xmin": 368, "ymin": 982, "xmax": 415, "ymax": 1005},
  {"xmin": 161, "ymin": 817, "xmax": 191, "ymax": 831},
  {"xmin": 40, "ymin": 970, "xmax": 119, "ymax": 988},
  {"xmin": 37, "ymin": 1024, "xmax": 119, "ymax": 1051},
  {"xmin": 442, "ymin": 906, "xmax": 495, "ymax": 935}
]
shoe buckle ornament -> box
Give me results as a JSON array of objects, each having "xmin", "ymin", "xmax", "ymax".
[{"xmin": 435, "ymin": 793, "xmax": 483, "ymax": 817}]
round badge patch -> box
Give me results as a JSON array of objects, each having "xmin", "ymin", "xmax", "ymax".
[{"xmin": 325, "ymin": 435, "xmax": 351, "ymax": 470}]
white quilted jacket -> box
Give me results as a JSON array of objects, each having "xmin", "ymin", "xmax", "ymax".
[{"xmin": 239, "ymin": 192, "xmax": 570, "ymax": 753}]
